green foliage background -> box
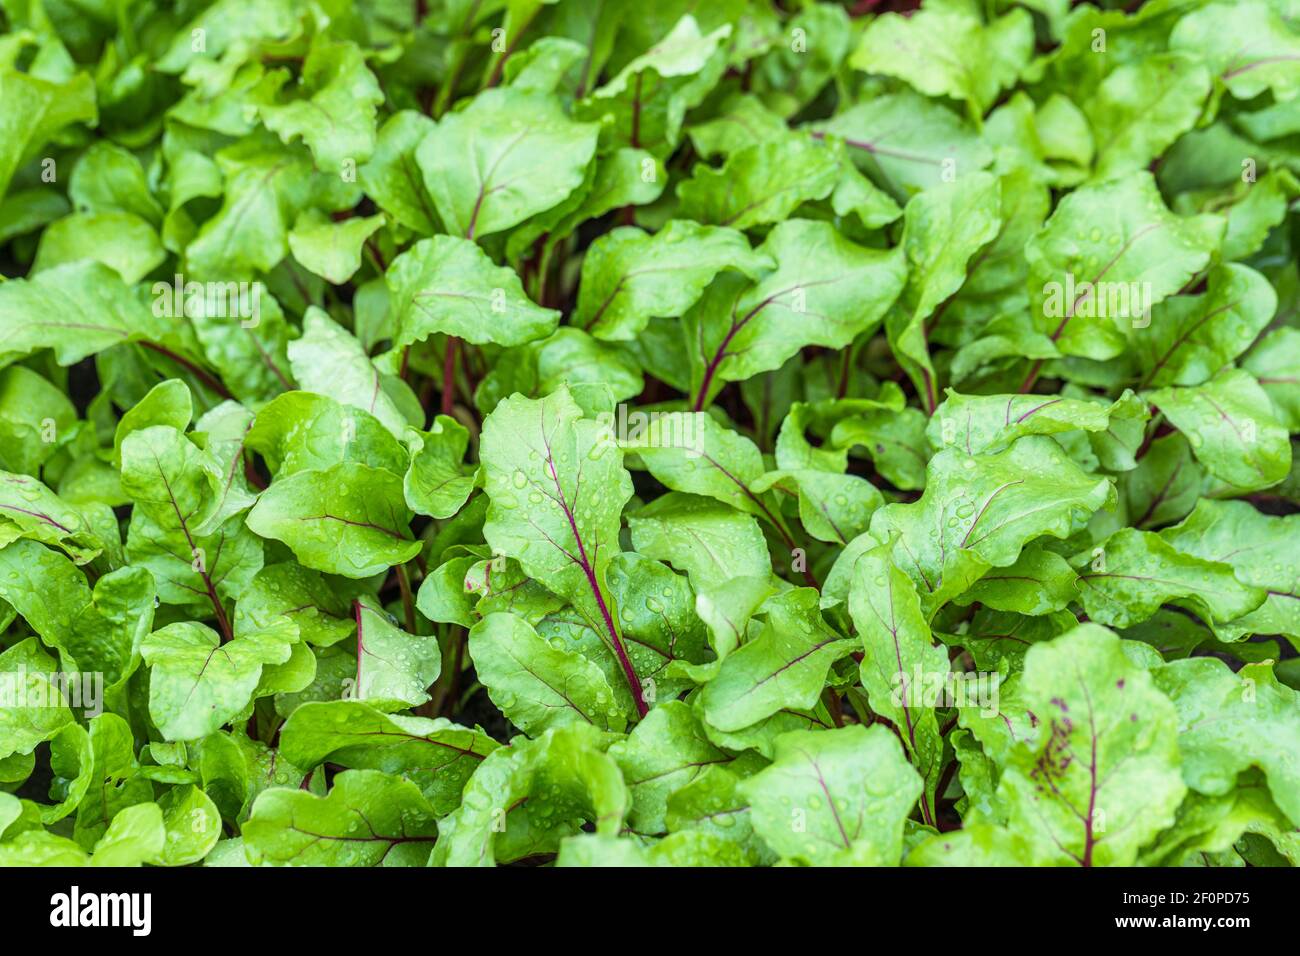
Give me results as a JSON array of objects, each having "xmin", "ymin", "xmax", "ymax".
[{"xmin": 0, "ymin": 0, "xmax": 1297, "ymax": 867}]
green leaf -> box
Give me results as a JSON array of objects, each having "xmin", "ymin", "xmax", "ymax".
[
  {"xmin": 575, "ymin": 221, "xmax": 770, "ymax": 341},
  {"xmin": 627, "ymin": 411, "xmax": 767, "ymax": 517},
  {"xmin": 1087, "ymin": 54, "xmax": 1211, "ymax": 178},
  {"xmin": 689, "ymin": 94, "xmax": 789, "ymax": 160},
  {"xmin": 387, "ymin": 235, "xmax": 559, "ymax": 349},
  {"xmin": 479, "ymin": 387, "xmax": 645, "ymax": 713},
  {"xmin": 432, "ymin": 723, "xmax": 628, "ymax": 867},
  {"xmin": 995, "ymin": 624, "xmax": 1186, "ymax": 866},
  {"xmin": 1026, "ymin": 172, "xmax": 1222, "ymax": 360},
  {"xmin": 1171, "ymin": 0, "xmax": 1300, "ymax": 102},
  {"xmin": 277, "ymin": 699, "xmax": 498, "ymax": 816},
  {"xmin": 354, "ymin": 597, "xmax": 441, "ymax": 712},
  {"xmin": 889, "ymin": 172, "xmax": 1002, "ymax": 410},
  {"xmin": 686, "ymin": 219, "xmax": 906, "ymax": 408},
  {"xmin": 1244, "ymin": 328, "xmax": 1300, "ymax": 431},
  {"xmin": 577, "ymin": 15, "xmax": 731, "ymax": 157},
  {"xmin": 664, "ymin": 766, "xmax": 771, "ymax": 864},
  {"xmin": 1133, "ymin": 264, "xmax": 1277, "ymax": 388},
  {"xmin": 234, "ymin": 563, "xmax": 359, "ymax": 648},
  {"xmin": 849, "ymin": 541, "xmax": 949, "ymax": 820},
  {"xmin": 0, "ymin": 471, "xmax": 104, "ymax": 562},
  {"xmin": 153, "ymin": 785, "xmax": 222, "ymax": 866},
  {"xmin": 92, "ymin": 802, "xmax": 166, "ymax": 867},
  {"xmin": 956, "ymin": 546, "xmax": 1078, "ymax": 616},
  {"xmin": 244, "ymin": 769, "xmax": 439, "ymax": 866},
  {"xmin": 121, "ymin": 425, "xmax": 263, "ymax": 613},
  {"xmin": 0, "ymin": 262, "xmax": 168, "ymax": 366},
  {"xmin": 69, "ymin": 142, "xmax": 163, "ymax": 226},
  {"xmin": 0, "ymin": 68, "xmax": 96, "ymax": 202},
  {"xmin": 740, "ymin": 724, "xmax": 922, "ymax": 865},
  {"xmin": 605, "ymin": 552, "xmax": 711, "ymax": 696},
  {"xmin": 246, "ymin": 391, "xmax": 407, "ymax": 479},
  {"xmin": 851, "ymin": 5, "xmax": 1033, "ymax": 121},
  {"xmin": 0, "ymin": 638, "xmax": 73, "ymax": 760},
  {"xmin": 33, "ymin": 211, "xmax": 166, "ymax": 284},
  {"xmin": 185, "ymin": 135, "xmax": 353, "ymax": 280},
  {"xmin": 1140, "ymin": 783, "xmax": 1300, "ymax": 867},
  {"xmin": 403, "ymin": 416, "xmax": 476, "ymax": 519},
  {"xmin": 1160, "ymin": 499, "xmax": 1300, "ymax": 643},
  {"xmin": 927, "ymin": 388, "xmax": 1147, "ymax": 457},
  {"xmin": 1154, "ymin": 659, "xmax": 1300, "ymax": 826},
  {"xmin": 1146, "ymin": 368, "xmax": 1291, "ymax": 491},
  {"xmin": 700, "ymin": 588, "xmax": 855, "ymax": 732},
  {"xmin": 676, "ymin": 134, "xmax": 841, "ymax": 230},
  {"xmin": 869, "ymin": 437, "xmax": 1114, "ymax": 612},
  {"xmin": 812, "ymin": 91, "xmax": 992, "ymax": 198},
  {"xmin": 246, "ymin": 461, "xmax": 421, "ymax": 578},
  {"xmin": 1073, "ymin": 527, "xmax": 1265, "ymax": 631},
  {"xmin": 288, "ymin": 211, "xmax": 385, "ymax": 285},
  {"xmin": 0, "ymin": 365, "xmax": 76, "ymax": 476},
  {"xmin": 260, "ymin": 38, "xmax": 383, "ymax": 170},
  {"xmin": 751, "ymin": 468, "xmax": 883, "ymax": 546},
  {"xmin": 287, "ymin": 308, "xmax": 411, "ymax": 439},
  {"xmin": 628, "ymin": 492, "xmax": 771, "ymax": 592},
  {"xmin": 417, "ymin": 88, "xmax": 598, "ymax": 240},
  {"xmin": 906, "ymin": 823, "xmax": 1036, "ymax": 866},
  {"xmin": 469, "ymin": 612, "xmax": 627, "ymax": 734},
  {"xmin": 187, "ymin": 283, "xmax": 296, "ymax": 404},
  {"xmin": 140, "ymin": 621, "xmax": 297, "ymax": 741},
  {"xmin": 609, "ymin": 700, "xmax": 737, "ymax": 834},
  {"xmin": 1119, "ymin": 432, "xmax": 1202, "ymax": 529},
  {"xmin": 358, "ymin": 111, "xmax": 440, "ymax": 234}
]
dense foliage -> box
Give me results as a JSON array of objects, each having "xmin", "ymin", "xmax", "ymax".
[{"xmin": 0, "ymin": 0, "xmax": 1297, "ymax": 868}]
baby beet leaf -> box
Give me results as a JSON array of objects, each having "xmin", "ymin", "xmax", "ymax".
[
  {"xmin": 888, "ymin": 172, "xmax": 1002, "ymax": 412},
  {"xmin": 402, "ymin": 415, "xmax": 477, "ymax": 519},
  {"xmin": 431, "ymin": 724, "xmax": 629, "ymax": 867},
  {"xmin": 417, "ymin": 88, "xmax": 599, "ymax": 240},
  {"xmin": 1154, "ymin": 659, "xmax": 1300, "ymax": 827},
  {"xmin": 1160, "ymin": 499, "xmax": 1300, "ymax": 640},
  {"xmin": 575, "ymin": 220, "xmax": 771, "ymax": 341},
  {"xmin": 352, "ymin": 596, "xmax": 442, "ymax": 712},
  {"xmin": 387, "ymin": 235, "xmax": 560, "ymax": 349},
  {"xmin": 247, "ymin": 462, "xmax": 422, "ymax": 578},
  {"xmin": 277, "ymin": 700, "xmax": 498, "ymax": 817},
  {"xmin": 849, "ymin": 542, "xmax": 949, "ymax": 826},
  {"xmin": 1071, "ymin": 528, "xmax": 1266, "ymax": 632},
  {"xmin": 627, "ymin": 492, "xmax": 771, "ymax": 592},
  {"xmin": 687, "ymin": 219, "xmax": 907, "ymax": 409},
  {"xmin": 997, "ymin": 625, "xmax": 1186, "ymax": 867},
  {"xmin": 870, "ymin": 436, "xmax": 1114, "ymax": 613},
  {"xmin": 287, "ymin": 309, "xmax": 412, "ymax": 438},
  {"xmin": 2, "ymin": 0, "xmax": 1300, "ymax": 875},
  {"xmin": 0, "ymin": 639, "xmax": 73, "ymax": 758},
  {"xmin": 609, "ymin": 702, "xmax": 736, "ymax": 835},
  {"xmin": 479, "ymin": 386, "xmax": 645, "ymax": 715},
  {"xmin": 700, "ymin": 588, "xmax": 856, "ymax": 733},
  {"xmin": 577, "ymin": 16, "xmax": 732, "ymax": 158},
  {"xmin": 852, "ymin": 5, "xmax": 1034, "ymax": 121},
  {"xmin": 469, "ymin": 612, "xmax": 628, "ymax": 733},
  {"xmin": 676, "ymin": 135, "xmax": 842, "ymax": 230},
  {"xmin": 740, "ymin": 724, "xmax": 922, "ymax": 866},
  {"xmin": 141, "ymin": 621, "xmax": 297, "ymax": 742},
  {"xmin": 1146, "ymin": 368, "xmax": 1292, "ymax": 491},
  {"xmin": 259, "ymin": 38, "xmax": 384, "ymax": 171},
  {"xmin": 244, "ymin": 769, "xmax": 439, "ymax": 866},
  {"xmin": 1132, "ymin": 263, "xmax": 1277, "ymax": 388},
  {"xmin": 1023, "ymin": 173, "xmax": 1222, "ymax": 367}
]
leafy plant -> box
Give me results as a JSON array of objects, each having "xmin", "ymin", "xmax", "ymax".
[{"xmin": 0, "ymin": 0, "xmax": 1297, "ymax": 869}]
